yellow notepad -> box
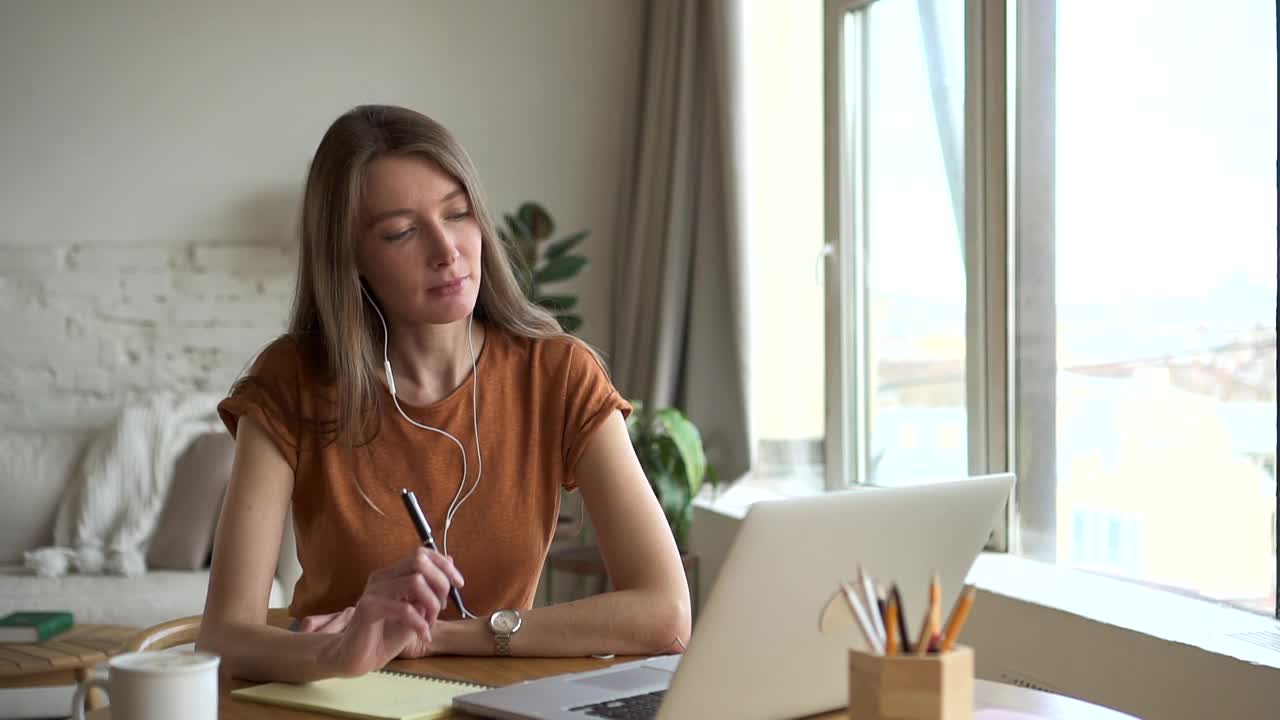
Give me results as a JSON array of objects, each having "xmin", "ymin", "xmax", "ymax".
[{"xmin": 231, "ymin": 669, "xmax": 486, "ymax": 720}]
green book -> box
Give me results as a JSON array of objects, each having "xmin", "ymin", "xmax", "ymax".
[{"xmin": 0, "ymin": 611, "xmax": 74, "ymax": 643}]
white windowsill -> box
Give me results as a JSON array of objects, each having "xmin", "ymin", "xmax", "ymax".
[
  {"xmin": 693, "ymin": 479, "xmax": 1280, "ymax": 670},
  {"xmin": 968, "ymin": 553, "xmax": 1280, "ymax": 670}
]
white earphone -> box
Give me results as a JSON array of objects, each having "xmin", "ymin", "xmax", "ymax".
[{"xmin": 359, "ymin": 279, "xmax": 481, "ymax": 618}]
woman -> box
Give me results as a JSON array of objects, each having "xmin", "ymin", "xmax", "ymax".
[{"xmin": 196, "ymin": 105, "xmax": 690, "ymax": 683}]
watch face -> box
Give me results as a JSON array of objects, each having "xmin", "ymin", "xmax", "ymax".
[{"xmin": 490, "ymin": 610, "xmax": 520, "ymax": 634}]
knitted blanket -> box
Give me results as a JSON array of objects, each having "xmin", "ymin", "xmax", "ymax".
[{"xmin": 25, "ymin": 392, "xmax": 222, "ymax": 577}]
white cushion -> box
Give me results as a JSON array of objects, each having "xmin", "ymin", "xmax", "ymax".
[
  {"xmin": 0, "ymin": 565, "xmax": 284, "ymax": 630},
  {"xmin": 0, "ymin": 430, "xmax": 90, "ymax": 564}
]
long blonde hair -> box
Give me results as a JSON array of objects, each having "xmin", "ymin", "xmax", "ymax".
[{"xmin": 284, "ymin": 104, "xmax": 570, "ymax": 444}]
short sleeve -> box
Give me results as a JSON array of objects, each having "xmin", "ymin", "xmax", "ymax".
[
  {"xmin": 561, "ymin": 341, "xmax": 632, "ymax": 490},
  {"xmin": 217, "ymin": 336, "xmax": 304, "ymax": 471}
]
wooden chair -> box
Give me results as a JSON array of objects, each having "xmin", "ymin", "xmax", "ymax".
[{"xmin": 123, "ymin": 608, "xmax": 293, "ymax": 652}]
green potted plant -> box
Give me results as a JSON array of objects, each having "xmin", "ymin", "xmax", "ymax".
[
  {"xmin": 626, "ymin": 402, "xmax": 719, "ymax": 550},
  {"xmin": 497, "ymin": 201, "xmax": 588, "ymax": 333}
]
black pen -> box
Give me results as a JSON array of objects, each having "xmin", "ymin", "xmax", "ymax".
[{"xmin": 400, "ymin": 489, "xmax": 466, "ymax": 615}]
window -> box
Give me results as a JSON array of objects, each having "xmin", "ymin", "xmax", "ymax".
[
  {"xmin": 1017, "ymin": 0, "xmax": 1277, "ymax": 615},
  {"xmin": 849, "ymin": 0, "xmax": 968, "ymax": 488},
  {"xmin": 825, "ymin": 0, "xmax": 984, "ymax": 492},
  {"xmin": 1070, "ymin": 510, "xmax": 1143, "ymax": 576},
  {"xmin": 825, "ymin": 0, "xmax": 1277, "ymax": 616}
]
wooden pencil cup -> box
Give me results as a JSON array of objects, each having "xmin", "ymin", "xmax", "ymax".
[{"xmin": 847, "ymin": 646, "xmax": 974, "ymax": 720}]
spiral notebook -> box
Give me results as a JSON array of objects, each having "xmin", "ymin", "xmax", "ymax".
[{"xmin": 231, "ymin": 668, "xmax": 487, "ymax": 720}]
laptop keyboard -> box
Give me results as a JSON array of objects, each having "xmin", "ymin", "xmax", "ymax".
[{"xmin": 569, "ymin": 690, "xmax": 666, "ymax": 719}]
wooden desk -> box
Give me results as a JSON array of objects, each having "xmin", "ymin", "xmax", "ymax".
[{"xmin": 86, "ymin": 654, "xmax": 1137, "ymax": 719}]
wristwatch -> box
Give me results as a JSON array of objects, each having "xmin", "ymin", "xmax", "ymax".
[{"xmin": 488, "ymin": 609, "xmax": 522, "ymax": 656}]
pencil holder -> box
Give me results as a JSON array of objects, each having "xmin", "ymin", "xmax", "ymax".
[{"xmin": 847, "ymin": 645, "xmax": 974, "ymax": 720}]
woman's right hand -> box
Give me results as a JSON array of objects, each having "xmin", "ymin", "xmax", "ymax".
[{"xmin": 318, "ymin": 547, "xmax": 464, "ymax": 677}]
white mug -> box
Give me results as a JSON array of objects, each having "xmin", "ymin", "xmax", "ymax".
[{"xmin": 72, "ymin": 650, "xmax": 219, "ymax": 720}]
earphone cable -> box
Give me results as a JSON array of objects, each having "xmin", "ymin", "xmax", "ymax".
[{"xmin": 361, "ymin": 283, "xmax": 481, "ymax": 619}]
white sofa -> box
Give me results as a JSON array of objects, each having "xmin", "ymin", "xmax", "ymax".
[{"xmin": 0, "ymin": 427, "xmax": 300, "ymax": 719}]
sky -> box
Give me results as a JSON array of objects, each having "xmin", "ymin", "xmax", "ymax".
[{"xmin": 865, "ymin": 0, "xmax": 1276, "ymax": 359}]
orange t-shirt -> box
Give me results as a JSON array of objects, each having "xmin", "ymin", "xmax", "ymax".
[{"xmin": 217, "ymin": 327, "xmax": 630, "ymax": 620}]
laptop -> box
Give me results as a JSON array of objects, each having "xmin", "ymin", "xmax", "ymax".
[{"xmin": 453, "ymin": 473, "xmax": 1015, "ymax": 720}]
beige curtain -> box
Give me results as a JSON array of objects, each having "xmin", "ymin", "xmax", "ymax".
[{"xmin": 611, "ymin": 0, "xmax": 750, "ymax": 482}]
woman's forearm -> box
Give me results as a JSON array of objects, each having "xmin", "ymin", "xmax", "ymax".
[
  {"xmin": 436, "ymin": 588, "xmax": 691, "ymax": 658},
  {"xmin": 196, "ymin": 621, "xmax": 347, "ymax": 683}
]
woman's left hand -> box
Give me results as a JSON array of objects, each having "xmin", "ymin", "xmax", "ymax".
[{"xmin": 297, "ymin": 606, "xmax": 441, "ymax": 658}]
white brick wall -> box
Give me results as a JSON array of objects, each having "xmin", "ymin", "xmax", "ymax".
[{"xmin": 0, "ymin": 242, "xmax": 296, "ymax": 431}]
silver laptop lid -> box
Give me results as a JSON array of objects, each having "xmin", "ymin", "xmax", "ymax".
[{"xmin": 657, "ymin": 473, "xmax": 1013, "ymax": 720}]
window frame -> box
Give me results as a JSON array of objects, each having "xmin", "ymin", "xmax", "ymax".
[
  {"xmin": 822, "ymin": 0, "xmax": 1013, "ymax": 541},
  {"xmin": 823, "ymin": 0, "xmax": 1279, "ymax": 617},
  {"xmin": 822, "ymin": 0, "xmax": 869, "ymax": 495}
]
